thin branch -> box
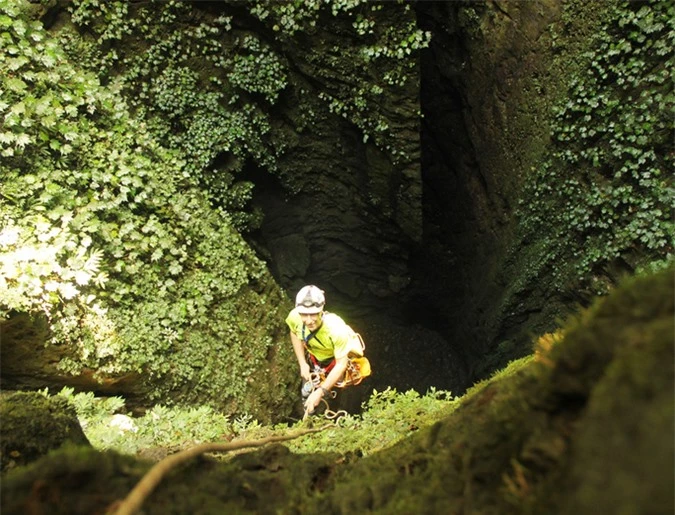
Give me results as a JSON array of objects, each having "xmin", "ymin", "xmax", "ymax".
[{"xmin": 111, "ymin": 424, "xmax": 333, "ymax": 515}]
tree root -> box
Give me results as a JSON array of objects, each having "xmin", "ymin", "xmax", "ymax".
[{"xmin": 110, "ymin": 423, "xmax": 333, "ymax": 515}]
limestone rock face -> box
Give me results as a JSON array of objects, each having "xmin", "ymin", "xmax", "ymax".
[
  {"xmin": 411, "ymin": 0, "xmax": 618, "ymax": 379},
  {"xmin": 1, "ymin": 1, "xmax": 424, "ymax": 413},
  {"xmin": 240, "ymin": 5, "xmax": 423, "ymax": 317},
  {"xmin": 0, "ymin": 391, "xmax": 90, "ymax": 472},
  {"xmin": 2, "ymin": 0, "xmax": 639, "ymax": 408}
]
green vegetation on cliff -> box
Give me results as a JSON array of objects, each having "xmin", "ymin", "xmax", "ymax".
[
  {"xmin": 518, "ymin": 0, "xmax": 674, "ymax": 294},
  {"xmin": 1, "ymin": 0, "xmax": 670, "ymax": 429},
  {"xmin": 0, "ymin": 0, "xmax": 294, "ymax": 419},
  {"xmin": 41, "ymin": 385, "xmax": 455, "ymax": 459},
  {"xmin": 63, "ymin": 0, "xmax": 429, "ymax": 196},
  {"xmin": 0, "ymin": 0, "xmax": 431, "ymax": 418},
  {"xmin": 455, "ymin": 0, "xmax": 675, "ymax": 376}
]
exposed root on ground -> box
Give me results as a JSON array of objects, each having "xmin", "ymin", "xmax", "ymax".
[{"xmin": 110, "ymin": 424, "xmax": 334, "ymax": 515}]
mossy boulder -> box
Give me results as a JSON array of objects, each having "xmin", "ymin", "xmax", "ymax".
[
  {"xmin": 0, "ymin": 392, "xmax": 90, "ymax": 472},
  {"xmin": 543, "ymin": 267, "xmax": 675, "ymax": 514},
  {"xmin": 319, "ymin": 267, "xmax": 674, "ymax": 514},
  {"xmin": 0, "ymin": 446, "xmax": 143, "ymax": 515},
  {"xmin": 0, "ymin": 442, "xmax": 339, "ymax": 515}
]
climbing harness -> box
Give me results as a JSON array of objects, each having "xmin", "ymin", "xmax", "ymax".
[
  {"xmin": 299, "ymin": 318, "xmax": 371, "ymax": 423},
  {"xmin": 302, "ymin": 324, "xmax": 371, "ymax": 388}
]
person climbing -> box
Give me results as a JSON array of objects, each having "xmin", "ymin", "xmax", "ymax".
[{"xmin": 286, "ymin": 285, "xmax": 369, "ymax": 414}]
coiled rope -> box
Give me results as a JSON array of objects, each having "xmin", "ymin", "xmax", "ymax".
[{"xmin": 302, "ymin": 377, "xmax": 348, "ymax": 423}]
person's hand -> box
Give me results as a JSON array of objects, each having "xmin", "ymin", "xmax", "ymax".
[
  {"xmin": 304, "ymin": 388, "xmax": 323, "ymax": 413},
  {"xmin": 300, "ymin": 362, "xmax": 311, "ymax": 381}
]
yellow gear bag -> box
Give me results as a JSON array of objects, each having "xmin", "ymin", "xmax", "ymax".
[{"xmin": 337, "ymin": 332, "xmax": 371, "ymax": 388}]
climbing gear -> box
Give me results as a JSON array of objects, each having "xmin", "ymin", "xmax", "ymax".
[
  {"xmin": 301, "ymin": 371, "xmax": 322, "ymax": 399},
  {"xmin": 338, "ymin": 332, "xmax": 371, "ymax": 387},
  {"xmin": 303, "ymin": 327, "xmax": 371, "ymax": 388},
  {"xmin": 301, "ymin": 371, "xmax": 335, "ymax": 400},
  {"xmin": 302, "ymin": 372, "xmax": 338, "ymax": 421},
  {"xmin": 306, "ymin": 350, "xmax": 371, "ymax": 388},
  {"xmin": 301, "ymin": 380, "xmax": 315, "ymax": 399},
  {"xmin": 295, "ymin": 285, "xmax": 325, "ymax": 314},
  {"xmin": 308, "ymin": 352, "xmax": 336, "ymax": 374},
  {"xmin": 324, "ymin": 406, "xmax": 348, "ymax": 424},
  {"xmin": 338, "ymin": 355, "xmax": 371, "ymax": 387},
  {"xmin": 303, "ymin": 397, "xmax": 347, "ymax": 423}
]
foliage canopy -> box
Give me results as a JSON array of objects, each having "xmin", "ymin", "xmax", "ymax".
[{"xmin": 0, "ymin": 0, "xmax": 292, "ymax": 416}]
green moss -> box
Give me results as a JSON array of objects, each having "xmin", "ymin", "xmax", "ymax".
[
  {"xmin": 465, "ymin": 0, "xmax": 674, "ymax": 374},
  {"xmin": 0, "ymin": 439, "xmax": 339, "ymax": 515},
  {"xmin": 0, "ymin": 445, "xmax": 145, "ymax": 515},
  {"xmin": 546, "ymin": 266, "xmax": 674, "ymax": 397},
  {"xmin": 531, "ymin": 267, "xmax": 675, "ymax": 513},
  {"xmin": 0, "ymin": 392, "xmax": 90, "ymax": 472},
  {"xmin": 313, "ymin": 267, "xmax": 674, "ymax": 514},
  {"xmin": 555, "ymin": 322, "xmax": 674, "ymax": 514}
]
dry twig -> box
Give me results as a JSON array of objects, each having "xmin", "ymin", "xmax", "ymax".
[{"xmin": 111, "ymin": 424, "xmax": 333, "ymax": 515}]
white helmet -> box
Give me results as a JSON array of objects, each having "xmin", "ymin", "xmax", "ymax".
[{"xmin": 295, "ymin": 285, "xmax": 325, "ymax": 314}]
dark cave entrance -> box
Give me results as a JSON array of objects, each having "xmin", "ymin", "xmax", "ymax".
[{"xmin": 242, "ymin": 3, "xmax": 510, "ymax": 400}]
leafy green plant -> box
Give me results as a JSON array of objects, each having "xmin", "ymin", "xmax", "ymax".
[
  {"xmin": 63, "ymin": 0, "xmax": 429, "ymax": 185},
  {"xmin": 44, "ymin": 387, "xmax": 238, "ymax": 454},
  {"xmin": 49, "ymin": 386, "xmax": 125, "ymax": 420},
  {"xmin": 0, "ymin": 0, "xmax": 293, "ymax": 416},
  {"xmin": 230, "ymin": 35, "xmax": 288, "ymax": 103},
  {"xmin": 40, "ymin": 387, "xmax": 457, "ymax": 459},
  {"xmin": 65, "ymin": 0, "xmax": 277, "ymax": 231},
  {"xmin": 518, "ymin": 0, "xmax": 674, "ymax": 293},
  {"xmin": 284, "ymin": 387, "xmax": 457, "ymax": 457}
]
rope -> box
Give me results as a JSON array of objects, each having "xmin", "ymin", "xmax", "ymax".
[
  {"xmin": 302, "ymin": 370, "xmax": 347, "ymax": 423},
  {"xmin": 324, "ymin": 405, "xmax": 348, "ymax": 424},
  {"xmin": 303, "ymin": 396, "xmax": 347, "ymax": 424}
]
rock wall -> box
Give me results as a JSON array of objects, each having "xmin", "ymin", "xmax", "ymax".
[
  {"xmin": 235, "ymin": 4, "xmax": 472, "ymax": 398},
  {"xmin": 413, "ymin": 0, "xmax": 615, "ymax": 380},
  {"xmin": 243, "ymin": 6, "xmax": 423, "ymax": 319},
  {"xmin": 0, "ymin": 0, "xmax": 445, "ymax": 413},
  {"xmin": 2, "ymin": 0, "xmax": 637, "ymax": 405}
]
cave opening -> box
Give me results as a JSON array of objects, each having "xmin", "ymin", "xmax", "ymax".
[{"xmin": 242, "ymin": 3, "xmax": 487, "ymax": 399}]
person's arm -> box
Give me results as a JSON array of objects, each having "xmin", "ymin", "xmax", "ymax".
[
  {"xmin": 290, "ymin": 331, "xmax": 310, "ymax": 381},
  {"xmin": 321, "ymin": 355, "xmax": 348, "ymax": 391},
  {"xmin": 304, "ymin": 355, "xmax": 348, "ymax": 412}
]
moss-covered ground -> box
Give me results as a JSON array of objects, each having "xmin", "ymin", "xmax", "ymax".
[{"xmin": 1, "ymin": 267, "xmax": 672, "ymax": 514}]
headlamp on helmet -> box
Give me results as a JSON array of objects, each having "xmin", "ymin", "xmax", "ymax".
[{"xmin": 295, "ymin": 285, "xmax": 325, "ymax": 314}]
